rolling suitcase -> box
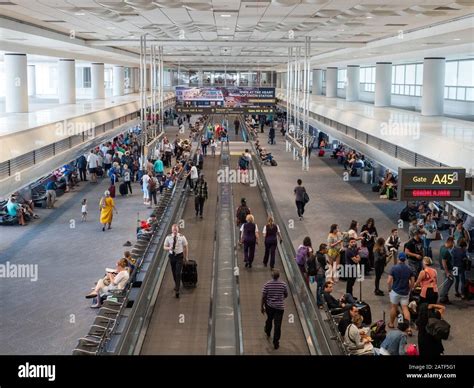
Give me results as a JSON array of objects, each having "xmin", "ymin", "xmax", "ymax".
[
  {"xmin": 119, "ymin": 182, "xmax": 128, "ymax": 196},
  {"xmin": 182, "ymin": 259, "xmax": 198, "ymax": 288},
  {"xmin": 356, "ymin": 279, "xmax": 372, "ymax": 325},
  {"xmin": 108, "ymin": 184, "xmax": 116, "ymax": 198}
]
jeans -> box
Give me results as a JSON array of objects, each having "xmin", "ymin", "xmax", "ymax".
[
  {"xmin": 150, "ymin": 190, "xmax": 158, "ymax": 205},
  {"xmin": 169, "ymin": 253, "xmax": 184, "ymax": 292},
  {"xmin": 439, "ymin": 272, "xmax": 454, "ymax": 300},
  {"xmin": 243, "ymin": 241, "xmax": 256, "ymax": 264},
  {"xmin": 195, "ymin": 197, "xmax": 205, "ymax": 216},
  {"xmin": 422, "ymin": 236, "xmax": 431, "ymax": 252},
  {"xmin": 79, "ymin": 168, "xmax": 87, "ymax": 181},
  {"xmin": 408, "ymin": 259, "xmax": 422, "ymax": 278},
  {"xmin": 125, "ymin": 181, "xmax": 132, "ymax": 194},
  {"xmin": 316, "ymin": 274, "xmax": 326, "ymax": 306},
  {"xmin": 263, "ymin": 240, "xmax": 277, "ymax": 268},
  {"xmin": 296, "ymin": 200, "xmax": 305, "ymax": 218},
  {"xmin": 265, "ymin": 305, "xmax": 284, "ymax": 345},
  {"xmin": 454, "ymin": 269, "xmax": 466, "ymax": 295},
  {"xmin": 374, "ymin": 259, "xmax": 385, "ymax": 291},
  {"xmin": 346, "ymin": 276, "xmax": 356, "ymax": 296}
]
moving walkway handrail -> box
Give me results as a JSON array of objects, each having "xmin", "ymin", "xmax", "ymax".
[{"xmin": 240, "ymin": 118, "xmax": 344, "ymax": 355}]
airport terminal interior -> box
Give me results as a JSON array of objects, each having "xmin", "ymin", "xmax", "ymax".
[{"xmin": 1, "ymin": 0, "xmax": 474, "ymax": 367}]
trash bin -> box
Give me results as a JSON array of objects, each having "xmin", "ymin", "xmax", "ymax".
[{"xmin": 362, "ymin": 169, "xmax": 373, "ymax": 184}]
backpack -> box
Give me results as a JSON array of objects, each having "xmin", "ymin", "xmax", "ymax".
[
  {"xmin": 426, "ymin": 317, "xmax": 450, "ymax": 340},
  {"xmin": 239, "ymin": 156, "xmax": 248, "ymax": 169},
  {"xmin": 237, "ymin": 206, "xmax": 250, "ymax": 224},
  {"xmin": 306, "ymin": 254, "xmax": 317, "ymax": 276},
  {"xmin": 148, "ymin": 177, "xmax": 157, "ymax": 192}
]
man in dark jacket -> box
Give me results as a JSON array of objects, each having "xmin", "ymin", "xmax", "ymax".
[
  {"xmin": 76, "ymin": 154, "xmax": 88, "ymax": 181},
  {"xmin": 194, "ymin": 175, "xmax": 208, "ymax": 219}
]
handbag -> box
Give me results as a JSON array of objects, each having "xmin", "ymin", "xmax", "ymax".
[{"xmin": 303, "ymin": 191, "xmax": 310, "ymax": 204}]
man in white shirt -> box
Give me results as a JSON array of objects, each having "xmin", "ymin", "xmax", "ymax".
[
  {"xmin": 164, "ymin": 224, "xmax": 189, "ymax": 298},
  {"xmin": 87, "ymin": 150, "xmax": 99, "ymax": 183},
  {"xmin": 190, "ymin": 163, "xmax": 199, "ymax": 191}
]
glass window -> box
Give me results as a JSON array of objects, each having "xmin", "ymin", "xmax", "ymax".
[
  {"xmin": 405, "ymin": 64, "xmax": 416, "ymax": 84},
  {"xmin": 445, "ymin": 61, "xmax": 458, "ymax": 86},
  {"xmin": 395, "ymin": 65, "xmax": 405, "ymax": 84},
  {"xmin": 448, "ymin": 87, "xmax": 456, "ymax": 99},
  {"xmin": 416, "ymin": 64, "xmax": 423, "ymax": 84},
  {"xmin": 457, "ymin": 60, "xmax": 474, "ymax": 87},
  {"xmin": 456, "ymin": 87, "xmax": 465, "ymax": 100},
  {"xmin": 337, "ymin": 69, "xmax": 346, "ymax": 89},
  {"xmin": 466, "ymin": 88, "xmax": 474, "ymax": 101},
  {"xmin": 416, "ymin": 86, "xmax": 421, "ymax": 96}
]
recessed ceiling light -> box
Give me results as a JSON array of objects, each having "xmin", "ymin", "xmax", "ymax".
[
  {"xmin": 338, "ymin": 29, "xmax": 345, "ymax": 32},
  {"xmin": 453, "ymin": 38, "xmax": 461, "ymax": 41},
  {"xmin": 107, "ymin": 27, "xmax": 116, "ymax": 30},
  {"xmin": 366, "ymin": 16, "xmax": 373, "ymax": 19},
  {"xmin": 220, "ymin": 14, "xmax": 231, "ymax": 17},
  {"xmin": 75, "ymin": 12, "xmax": 86, "ymax": 16}
]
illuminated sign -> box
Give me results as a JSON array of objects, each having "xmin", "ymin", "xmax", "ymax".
[
  {"xmin": 176, "ymin": 106, "xmax": 274, "ymax": 114},
  {"xmin": 398, "ymin": 168, "xmax": 466, "ymax": 201}
]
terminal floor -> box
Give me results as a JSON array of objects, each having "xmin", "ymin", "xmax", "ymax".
[
  {"xmin": 0, "ymin": 123, "xmax": 187, "ymax": 355},
  {"xmin": 0, "ymin": 176, "xmax": 152, "ymax": 354},
  {"xmin": 256, "ymin": 129, "xmax": 474, "ymax": 355}
]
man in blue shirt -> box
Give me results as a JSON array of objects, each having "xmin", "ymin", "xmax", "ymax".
[
  {"xmin": 387, "ymin": 253, "xmax": 415, "ymax": 330},
  {"xmin": 153, "ymin": 157, "xmax": 164, "ymax": 178},
  {"xmin": 379, "ymin": 319, "xmax": 410, "ymax": 355},
  {"xmin": 45, "ymin": 179, "xmax": 57, "ymax": 209}
]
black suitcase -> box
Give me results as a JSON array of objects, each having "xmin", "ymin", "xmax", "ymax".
[
  {"xmin": 182, "ymin": 259, "xmax": 198, "ymax": 288},
  {"xmin": 119, "ymin": 182, "xmax": 128, "ymax": 196},
  {"xmin": 357, "ymin": 302, "xmax": 372, "ymax": 325}
]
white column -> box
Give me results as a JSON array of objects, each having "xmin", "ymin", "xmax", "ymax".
[
  {"xmin": 91, "ymin": 63, "xmax": 105, "ymax": 99},
  {"xmin": 5, "ymin": 53, "xmax": 28, "ymax": 113},
  {"xmin": 133, "ymin": 68, "xmax": 139, "ymax": 93},
  {"xmin": 198, "ymin": 68, "xmax": 203, "ymax": 87},
  {"xmin": 27, "ymin": 65, "xmax": 36, "ymax": 97},
  {"xmin": 113, "ymin": 65, "xmax": 124, "ymax": 96},
  {"xmin": 312, "ymin": 69, "xmax": 322, "ymax": 95},
  {"xmin": 325, "ymin": 67, "xmax": 337, "ymax": 98},
  {"xmin": 58, "ymin": 59, "xmax": 76, "ymax": 104},
  {"xmin": 374, "ymin": 62, "xmax": 392, "ymax": 107},
  {"xmin": 422, "ymin": 57, "xmax": 445, "ymax": 116},
  {"xmin": 346, "ymin": 65, "xmax": 360, "ymax": 102}
]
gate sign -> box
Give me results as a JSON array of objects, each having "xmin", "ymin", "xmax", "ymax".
[{"xmin": 398, "ymin": 167, "xmax": 466, "ymax": 201}]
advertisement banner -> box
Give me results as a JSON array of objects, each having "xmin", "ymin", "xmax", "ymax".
[{"xmin": 175, "ymin": 87, "xmax": 275, "ymax": 108}]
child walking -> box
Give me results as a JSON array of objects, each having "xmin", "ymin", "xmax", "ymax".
[{"xmin": 81, "ymin": 198, "xmax": 88, "ymax": 222}]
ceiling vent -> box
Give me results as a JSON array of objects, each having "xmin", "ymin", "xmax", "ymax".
[
  {"xmin": 43, "ymin": 20, "xmax": 67, "ymax": 23},
  {"xmin": 385, "ymin": 23, "xmax": 408, "ymax": 26},
  {"xmin": 0, "ymin": 1, "xmax": 16, "ymax": 4}
]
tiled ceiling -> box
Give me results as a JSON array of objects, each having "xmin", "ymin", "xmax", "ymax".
[{"xmin": 0, "ymin": 0, "xmax": 473, "ymax": 67}]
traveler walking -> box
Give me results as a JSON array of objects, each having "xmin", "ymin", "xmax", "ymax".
[
  {"xmin": 439, "ymin": 237, "xmax": 455, "ymax": 304},
  {"xmin": 240, "ymin": 214, "xmax": 259, "ymax": 268},
  {"xmin": 261, "ymin": 269, "xmax": 288, "ymax": 350},
  {"xmin": 45, "ymin": 178, "xmax": 57, "ymax": 209},
  {"xmin": 294, "ymin": 179, "xmax": 308, "ymax": 220},
  {"xmin": 262, "ymin": 216, "xmax": 282, "ymax": 269},
  {"xmin": 194, "ymin": 174, "xmax": 208, "ymax": 219},
  {"xmin": 163, "ymin": 224, "xmax": 189, "ymax": 298},
  {"xmin": 373, "ymin": 237, "xmax": 387, "ymax": 296}
]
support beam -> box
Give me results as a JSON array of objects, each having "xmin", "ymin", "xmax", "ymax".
[
  {"xmin": 91, "ymin": 63, "xmax": 105, "ymax": 99},
  {"xmin": 374, "ymin": 62, "xmax": 392, "ymax": 107},
  {"xmin": 422, "ymin": 57, "xmax": 445, "ymax": 116},
  {"xmin": 58, "ymin": 59, "xmax": 76, "ymax": 104},
  {"xmin": 5, "ymin": 53, "xmax": 28, "ymax": 113}
]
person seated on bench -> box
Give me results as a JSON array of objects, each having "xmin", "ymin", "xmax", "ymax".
[
  {"xmin": 6, "ymin": 196, "xmax": 26, "ymax": 226},
  {"xmin": 85, "ymin": 258, "xmax": 130, "ymax": 308},
  {"xmin": 323, "ymin": 281, "xmax": 356, "ymax": 315},
  {"xmin": 380, "ymin": 172, "xmax": 397, "ymax": 199},
  {"xmin": 338, "ymin": 304, "xmax": 359, "ymax": 336},
  {"xmin": 12, "ymin": 192, "xmax": 39, "ymax": 219},
  {"xmin": 344, "ymin": 314, "xmax": 375, "ymax": 355}
]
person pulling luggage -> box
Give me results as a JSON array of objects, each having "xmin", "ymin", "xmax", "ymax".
[
  {"xmin": 164, "ymin": 224, "xmax": 189, "ymax": 298},
  {"xmin": 194, "ymin": 174, "xmax": 208, "ymax": 219}
]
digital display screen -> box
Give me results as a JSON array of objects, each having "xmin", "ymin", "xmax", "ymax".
[{"xmin": 399, "ymin": 168, "xmax": 466, "ymax": 201}]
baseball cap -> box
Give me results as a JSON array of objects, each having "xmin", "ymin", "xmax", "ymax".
[{"xmin": 398, "ymin": 252, "xmax": 407, "ymax": 261}]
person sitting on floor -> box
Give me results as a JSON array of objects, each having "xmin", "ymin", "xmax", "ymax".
[
  {"xmin": 379, "ymin": 319, "xmax": 410, "ymax": 355},
  {"xmin": 85, "ymin": 258, "xmax": 130, "ymax": 308}
]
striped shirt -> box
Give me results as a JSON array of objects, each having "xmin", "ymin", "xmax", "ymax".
[{"xmin": 262, "ymin": 279, "xmax": 288, "ymax": 310}]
